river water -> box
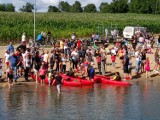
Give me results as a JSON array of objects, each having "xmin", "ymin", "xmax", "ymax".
[{"xmin": 0, "ymin": 80, "xmax": 160, "ymax": 120}]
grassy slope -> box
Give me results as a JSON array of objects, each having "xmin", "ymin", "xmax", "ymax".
[{"xmin": 0, "ymin": 12, "xmax": 160, "ymax": 41}]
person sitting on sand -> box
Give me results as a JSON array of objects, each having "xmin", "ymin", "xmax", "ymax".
[
  {"xmin": 65, "ymin": 68, "xmax": 74, "ymax": 77},
  {"xmin": 112, "ymin": 72, "xmax": 121, "ymax": 81}
]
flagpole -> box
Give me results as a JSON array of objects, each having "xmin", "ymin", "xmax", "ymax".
[{"xmin": 34, "ymin": 0, "xmax": 36, "ymax": 43}]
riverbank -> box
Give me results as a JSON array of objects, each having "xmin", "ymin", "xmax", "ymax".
[{"xmin": 0, "ymin": 43, "xmax": 159, "ymax": 88}]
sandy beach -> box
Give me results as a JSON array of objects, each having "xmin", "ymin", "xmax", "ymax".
[{"xmin": 0, "ymin": 41, "xmax": 159, "ymax": 86}]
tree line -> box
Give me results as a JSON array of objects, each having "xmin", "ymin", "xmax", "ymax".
[{"xmin": 0, "ymin": 0, "xmax": 160, "ymax": 14}]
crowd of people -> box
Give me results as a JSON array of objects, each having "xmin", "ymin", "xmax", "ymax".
[{"xmin": 0, "ymin": 31, "xmax": 160, "ymax": 94}]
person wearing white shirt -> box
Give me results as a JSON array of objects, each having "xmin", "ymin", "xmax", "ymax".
[
  {"xmin": 4, "ymin": 50, "xmax": 10, "ymax": 69},
  {"xmin": 22, "ymin": 33, "xmax": 26, "ymax": 41},
  {"xmin": 71, "ymin": 49, "xmax": 79, "ymax": 69}
]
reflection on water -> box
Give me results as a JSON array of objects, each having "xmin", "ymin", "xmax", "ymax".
[{"xmin": 0, "ymin": 80, "xmax": 160, "ymax": 120}]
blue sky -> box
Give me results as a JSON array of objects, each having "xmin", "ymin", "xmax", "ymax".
[{"xmin": 0, "ymin": 0, "xmax": 112, "ymax": 12}]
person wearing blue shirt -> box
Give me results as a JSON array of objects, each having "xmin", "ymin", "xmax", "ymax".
[
  {"xmin": 8, "ymin": 52, "xmax": 18, "ymax": 82},
  {"xmin": 37, "ymin": 34, "xmax": 42, "ymax": 41},
  {"xmin": 7, "ymin": 42, "xmax": 14, "ymax": 54},
  {"xmin": 158, "ymin": 35, "xmax": 160, "ymax": 47},
  {"xmin": 37, "ymin": 34, "xmax": 43, "ymax": 46}
]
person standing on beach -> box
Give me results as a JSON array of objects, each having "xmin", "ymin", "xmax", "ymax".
[
  {"xmin": 123, "ymin": 53, "xmax": 129, "ymax": 79},
  {"xmin": 100, "ymin": 47, "xmax": 106, "ymax": 75},
  {"xmin": 21, "ymin": 32, "xmax": 26, "ymax": 45},
  {"xmin": 135, "ymin": 50, "xmax": 142, "ymax": 75},
  {"xmin": 153, "ymin": 48, "xmax": 159, "ymax": 72},
  {"xmin": 7, "ymin": 41, "xmax": 14, "ymax": 54},
  {"xmin": 145, "ymin": 57, "xmax": 151, "ymax": 78},
  {"xmin": 8, "ymin": 52, "xmax": 18, "ymax": 82},
  {"xmin": 141, "ymin": 50, "xmax": 146, "ymax": 73},
  {"xmin": 39, "ymin": 62, "xmax": 47, "ymax": 84},
  {"xmin": 157, "ymin": 35, "xmax": 160, "ymax": 48},
  {"xmin": 71, "ymin": 48, "xmax": 79, "ymax": 69},
  {"xmin": 34, "ymin": 51, "xmax": 41, "ymax": 83},
  {"xmin": 60, "ymin": 39, "xmax": 64, "ymax": 53},
  {"xmin": 4, "ymin": 50, "xmax": 10, "ymax": 69},
  {"xmin": 24, "ymin": 53, "xmax": 32, "ymax": 81}
]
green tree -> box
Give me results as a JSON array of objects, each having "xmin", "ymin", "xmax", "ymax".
[
  {"xmin": 109, "ymin": 0, "xmax": 118, "ymax": 13},
  {"xmin": 109, "ymin": 0, "xmax": 129, "ymax": 13},
  {"xmin": 70, "ymin": 1, "xmax": 82, "ymax": 13},
  {"xmin": 117, "ymin": 0, "xmax": 128, "ymax": 13},
  {"xmin": 99, "ymin": 2, "xmax": 110, "ymax": 13},
  {"xmin": 84, "ymin": 4, "xmax": 97, "ymax": 13},
  {"xmin": 48, "ymin": 5, "xmax": 59, "ymax": 12},
  {"xmin": 129, "ymin": 0, "xmax": 157, "ymax": 14},
  {"xmin": 58, "ymin": 1, "xmax": 70, "ymax": 12},
  {"xmin": 5, "ymin": 3, "xmax": 15, "ymax": 12},
  {"xmin": 0, "ymin": 4, "xmax": 6, "ymax": 11},
  {"xmin": 19, "ymin": 2, "xmax": 34, "ymax": 12}
]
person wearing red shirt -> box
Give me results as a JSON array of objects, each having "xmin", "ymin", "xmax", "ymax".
[
  {"xmin": 111, "ymin": 53, "xmax": 116, "ymax": 67},
  {"xmin": 77, "ymin": 39, "xmax": 82, "ymax": 50}
]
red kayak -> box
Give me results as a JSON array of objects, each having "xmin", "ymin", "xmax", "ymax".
[
  {"xmin": 101, "ymin": 78, "xmax": 131, "ymax": 86},
  {"xmin": 63, "ymin": 78, "xmax": 81, "ymax": 87},
  {"xmin": 60, "ymin": 74, "xmax": 94, "ymax": 86},
  {"xmin": 60, "ymin": 73, "xmax": 70, "ymax": 80},
  {"xmin": 94, "ymin": 75, "xmax": 110, "ymax": 83},
  {"xmin": 80, "ymin": 79, "xmax": 94, "ymax": 85},
  {"xmin": 30, "ymin": 73, "xmax": 55, "ymax": 85}
]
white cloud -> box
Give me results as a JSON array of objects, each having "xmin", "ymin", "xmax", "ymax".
[{"xmin": 0, "ymin": 0, "xmax": 112, "ymax": 12}]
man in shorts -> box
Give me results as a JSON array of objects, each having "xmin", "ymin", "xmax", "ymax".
[{"xmin": 123, "ymin": 53, "xmax": 129, "ymax": 79}]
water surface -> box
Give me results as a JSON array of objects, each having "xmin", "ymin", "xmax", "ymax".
[{"xmin": 0, "ymin": 80, "xmax": 160, "ymax": 120}]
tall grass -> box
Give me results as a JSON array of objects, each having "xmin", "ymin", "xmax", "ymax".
[{"xmin": 0, "ymin": 12, "xmax": 160, "ymax": 42}]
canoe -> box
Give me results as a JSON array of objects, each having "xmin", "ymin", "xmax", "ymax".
[
  {"xmin": 30, "ymin": 73, "xmax": 55, "ymax": 85},
  {"xmin": 44, "ymin": 77, "xmax": 54, "ymax": 85},
  {"xmin": 63, "ymin": 78, "xmax": 81, "ymax": 87},
  {"xmin": 60, "ymin": 73, "xmax": 94, "ymax": 86},
  {"xmin": 60, "ymin": 73, "xmax": 70, "ymax": 80},
  {"xmin": 80, "ymin": 79, "xmax": 94, "ymax": 85},
  {"xmin": 101, "ymin": 78, "xmax": 131, "ymax": 86},
  {"xmin": 94, "ymin": 75, "xmax": 110, "ymax": 83}
]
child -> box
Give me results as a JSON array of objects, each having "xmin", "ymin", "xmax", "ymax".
[
  {"xmin": 83, "ymin": 59, "xmax": 89, "ymax": 76},
  {"xmin": 128, "ymin": 57, "xmax": 132, "ymax": 79},
  {"xmin": 61, "ymin": 54, "xmax": 67, "ymax": 73},
  {"xmin": 147, "ymin": 44, "xmax": 153, "ymax": 54},
  {"xmin": 111, "ymin": 53, "xmax": 116, "ymax": 67},
  {"xmin": 0, "ymin": 59, "xmax": 3, "ymax": 81},
  {"xmin": 52, "ymin": 72, "xmax": 63, "ymax": 94},
  {"xmin": 112, "ymin": 72, "xmax": 121, "ymax": 81},
  {"xmin": 145, "ymin": 57, "xmax": 151, "ymax": 78},
  {"xmin": 88, "ymin": 65, "xmax": 95, "ymax": 82},
  {"xmin": 48, "ymin": 70, "xmax": 53, "ymax": 86},
  {"xmin": 4, "ymin": 50, "xmax": 10, "ymax": 69},
  {"xmin": 66, "ymin": 68, "xmax": 75, "ymax": 77},
  {"xmin": 39, "ymin": 62, "xmax": 47, "ymax": 84},
  {"xmin": 6, "ymin": 67, "xmax": 14, "ymax": 88},
  {"xmin": 96, "ymin": 55, "xmax": 101, "ymax": 74},
  {"xmin": 59, "ymin": 60, "xmax": 63, "ymax": 73},
  {"xmin": 24, "ymin": 53, "xmax": 32, "ymax": 81}
]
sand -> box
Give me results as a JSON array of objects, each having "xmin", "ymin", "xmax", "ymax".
[{"xmin": 0, "ymin": 42, "xmax": 159, "ymax": 86}]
